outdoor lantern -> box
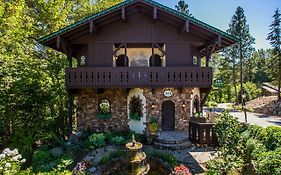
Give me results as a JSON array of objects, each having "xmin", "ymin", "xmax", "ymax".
[
  {"xmin": 182, "ymin": 102, "xmax": 186, "ymax": 108},
  {"xmin": 152, "ymin": 102, "xmax": 156, "ymax": 109}
]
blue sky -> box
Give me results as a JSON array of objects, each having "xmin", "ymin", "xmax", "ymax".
[{"xmin": 158, "ymin": 0, "xmax": 281, "ymax": 50}]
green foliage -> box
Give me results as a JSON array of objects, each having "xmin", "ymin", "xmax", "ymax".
[
  {"xmin": 256, "ymin": 148, "xmax": 281, "ymax": 175},
  {"xmin": 260, "ymin": 126, "xmax": 281, "ymax": 150},
  {"xmin": 267, "ymin": 8, "xmax": 281, "ymax": 100},
  {"xmin": 32, "ymin": 153, "xmax": 73, "ymax": 173},
  {"xmin": 129, "ymin": 96, "xmax": 143, "ymax": 121},
  {"xmin": 147, "ymin": 151, "xmax": 178, "ymax": 168},
  {"xmin": 0, "ymin": 148, "xmax": 26, "ymax": 175},
  {"xmin": 88, "ymin": 133, "xmax": 105, "ymax": 148},
  {"xmin": 208, "ymin": 112, "xmax": 281, "ymax": 174},
  {"xmin": 175, "ymin": 0, "xmax": 191, "ymax": 16},
  {"xmin": 98, "ymin": 149, "xmax": 126, "ymax": 166},
  {"xmin": 110, "ymin": 136, "xmax": 126, "ymax": 146},
  {"xmin": 32, "ymin": 150, "xmax": 52, "ymax": 169},
  {"xmin": 98, "ymin": 99, "xmax": 111, "ymax": 114},
  {"xmin": 0, "ymin": 0, "xmax": 123, "ymax": 169}
]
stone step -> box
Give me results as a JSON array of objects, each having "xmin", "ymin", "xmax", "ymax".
[
  {"xmin": 154, "ymin": 141, "xmax": 192, "ymax": 150},
  {"xmin": 155, "ymin": 137, "xmax": 190, "ymax": 144}
]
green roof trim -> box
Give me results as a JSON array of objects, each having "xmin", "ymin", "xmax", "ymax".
[{"xmin": 38, "ymin": 0, "xmax": 238, "ymax": 43}]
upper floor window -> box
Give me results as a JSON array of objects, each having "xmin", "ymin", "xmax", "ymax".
[
  {"xmin": 80, "ymin": 56, "xmax": 86, "ymax": 66},
  {"xmin": 193, "ymin": 56, "xmax": 198, "ymax": 65},
  {"xmin": 113, "ymin": 43, "xmax": 165, "ymax": 67}
]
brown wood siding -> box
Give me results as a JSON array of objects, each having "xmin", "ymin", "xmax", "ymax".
[
  {"xmin": 65, "ymin": 67, "xmax": 212, "ymax": 89},
  {"xmin": 71, "ymin": 13, "xmax": 206, "ymax": 67}
]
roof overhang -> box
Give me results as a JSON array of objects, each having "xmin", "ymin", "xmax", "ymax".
[{"xmin": 38, "ymin": 0, "xmax": 238, "ymax": 56}]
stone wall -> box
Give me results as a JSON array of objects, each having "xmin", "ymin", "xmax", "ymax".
[
  {"xmin": 144, "ymin": 88, "xmax": 192, "ymax": 131},
  {"xmin": 76, "ymin": 87, "xmax": 193, "ymax": 133},
  {"xmin": 77, "ymin": 89, "xmax": 128, "ymax": 132}
]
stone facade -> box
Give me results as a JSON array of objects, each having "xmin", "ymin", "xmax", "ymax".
[
  {"xmin": 76, "ymin": 88, "xmax": 193, "ymax": 133},
  {"xmin": 77, "ymin": 89, "xmax": 128, "ymax": 132},
  {"xmin": 144, "ymin": 88, "xmax": 192, "ymax": 131}
]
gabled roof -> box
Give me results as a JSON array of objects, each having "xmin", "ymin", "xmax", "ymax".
[{"xmin": 38, "ymin": 0, "xmax": 238, "ymax": 44}]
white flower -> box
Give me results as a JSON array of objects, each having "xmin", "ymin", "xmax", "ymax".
[
  {"xmin": 0, "ymin": 154, "xmax": 5, "ymax": 159},
  {"xmin": 3, "ymin": 148, "xmax": 11, "ymax": 155},
  {"xmin": 10, "ymin": 149, "xmax": 19, "ymax": 157},
  {"xmin": 12, "ymin": 154, "xmax": 22, "ymax": 161},
  {"xmin": 20, "ymin": 159, "xmax": 26, "ymax": 164},
  {"xmin": 5, "ymin": 163, "xmax": 11, "ymax": 168}
]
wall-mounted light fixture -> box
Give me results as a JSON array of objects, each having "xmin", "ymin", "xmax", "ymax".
[
  {"xmin": 152, "ymin": 102, "xmax": 156, "ymax": 109},
  {"xmin": 182, "ymin": 101, "xmax": 186, "ymax": 108}
]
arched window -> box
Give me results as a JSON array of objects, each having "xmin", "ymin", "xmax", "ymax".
[
  {"xmin": 98, "ymin": 99, "xmax": 111, "ymax": 114},
  {"xmin": 116, "ymin": 54, "xmax": 129, "ymax": 67},
  {"xmin": 149, "ymin": 54, "xmax": 162, "ymax": 67}
]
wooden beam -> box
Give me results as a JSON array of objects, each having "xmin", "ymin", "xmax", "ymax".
[
  {"xmin": 56, "ymin": 35, "xmax": 60, "ymax": 49},
  {"xmin": 153, "ymin": 6, "xmax": 157, "ymax": 21},
  {"xmin": 200, "ymin": 88, "xmax": 211, "ymax": 111},
  {"xmin": 113, "ymin": 43, "xmax": 125, "ymax": 56},
  {"xmin": 218, "ymin": 35, "xmax": 222, "ymax": 48},
  {"xmin": 154, "ymin": 43, "xmax": 166, "ymax": 55},
  {"xmin": 199, "ymin": 36, "xmax": 219, "ymax": 52},
  {"xmin": 181, "ymin": 20, "xmax": 189, "ymax": 33},
  {"xmin": 122, "ymin": 6, "xmax": 126, "ymax": 20},
  {"xmin": 89, "ymin": 20, "xmax": 93, "ymax": 34}
]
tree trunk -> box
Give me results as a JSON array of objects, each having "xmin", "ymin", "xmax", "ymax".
[
  {"xmin": 239, "ymin": 41, "xmax": 243, "ymax": 105},
  {"xmin": 278, "ymin": 51, "xmax": 281, "ymax": 101},
  {"xmin": 233, "ymin": 63, "xmax": 238, "ymax": 104}
]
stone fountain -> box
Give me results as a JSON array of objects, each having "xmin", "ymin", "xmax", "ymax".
[{"xmin": 125, "ymin": 135, "xmax": 150, "ymax": 175}]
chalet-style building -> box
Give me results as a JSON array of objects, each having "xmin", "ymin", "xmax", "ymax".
[{"xmin": 39, "ymin": 0, "xmax": 236, "ymax": 135}]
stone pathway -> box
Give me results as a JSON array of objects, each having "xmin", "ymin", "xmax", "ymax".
[{"xmin": 83, "ymin": 146, "xmax": 120, "ymax": 166}]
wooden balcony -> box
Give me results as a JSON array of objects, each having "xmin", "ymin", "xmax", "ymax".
[{"xmin": 65, "ymin": 67, "xmax": 212, "ymax": 89}]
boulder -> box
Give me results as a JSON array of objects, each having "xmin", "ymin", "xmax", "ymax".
[
  {"xmin": 89, "ymin": 167, "xmax": 97, "ymax": 173},
  {"xmin": 50, "ymin": 147, "xmax": 64, "ymax": 157},
  {"xmin": 69, "ymin": 134, "xmax": 79, "ymax": 144}
]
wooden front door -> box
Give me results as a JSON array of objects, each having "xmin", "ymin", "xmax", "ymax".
[{"xmin": 162, "ymin": 100, "xmax": 175, "ymax": 131}]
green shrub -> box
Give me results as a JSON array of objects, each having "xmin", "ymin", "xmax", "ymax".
[
  {"xmin": 89, "ymin": 133, "xmax": 105, "ymax": 147},
  {"xmin": 32, "ymin": 150, "xmax": 52, "ymax": 168},
  {"xmin": 213, "ymin": 112, "xmax": 245, "ymax": 155},
  {"xmin": 147, "ymin": 151, "xmax": 178, "ymax": 168},
  {"xmin": 260, "ymin": 126, "xmax": 281, "ymax": 151},
  {"xmin": 256, "ymin": 148, "xmax": 281, "ymax": 175},
  {"xmin": 110, "ymin": 136, "xmax": 126, "ymax": 146},
  {"xmin": 98, "ymin": 149, "xmax": 126, "ymax": 165}
]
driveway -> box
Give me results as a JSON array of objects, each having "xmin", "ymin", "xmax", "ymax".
[{"xmin": 210, "ymin": 103, "xmax": 281, "ymax": 127}]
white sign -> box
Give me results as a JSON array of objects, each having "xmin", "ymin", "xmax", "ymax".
[{"xmin": 164, "ymin": 91, "xmax": 173, "ymax": 97}]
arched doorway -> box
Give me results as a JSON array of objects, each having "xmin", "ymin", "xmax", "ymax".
[{"xmin": 162, "ymin": 100, "xmax": 175, "ymax": 131}]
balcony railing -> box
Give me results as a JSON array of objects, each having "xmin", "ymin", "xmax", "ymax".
[{"xmin": 65, "ymin": 67, "xmax": 212, "ymax": 89}]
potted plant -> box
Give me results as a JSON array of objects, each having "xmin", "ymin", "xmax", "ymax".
[
  {"xmin": 148, "ymin": 116, "xmax": 158, "ymax": 134},
  {"xmin": 191, "ymin": 112, "xmax": 206, "ymax": 123}
]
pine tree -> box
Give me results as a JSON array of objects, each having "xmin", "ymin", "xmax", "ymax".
[
  {"xmin": 267, "ymin": 8, "xmax": 281, "ymax": 101},
  {"xmin": 175, "ymin": 0, "xmax": 191, "ymax": 16},
  {"xmin": 225, "ymin": 6, "xmax": 255, "ymax": 104}
]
